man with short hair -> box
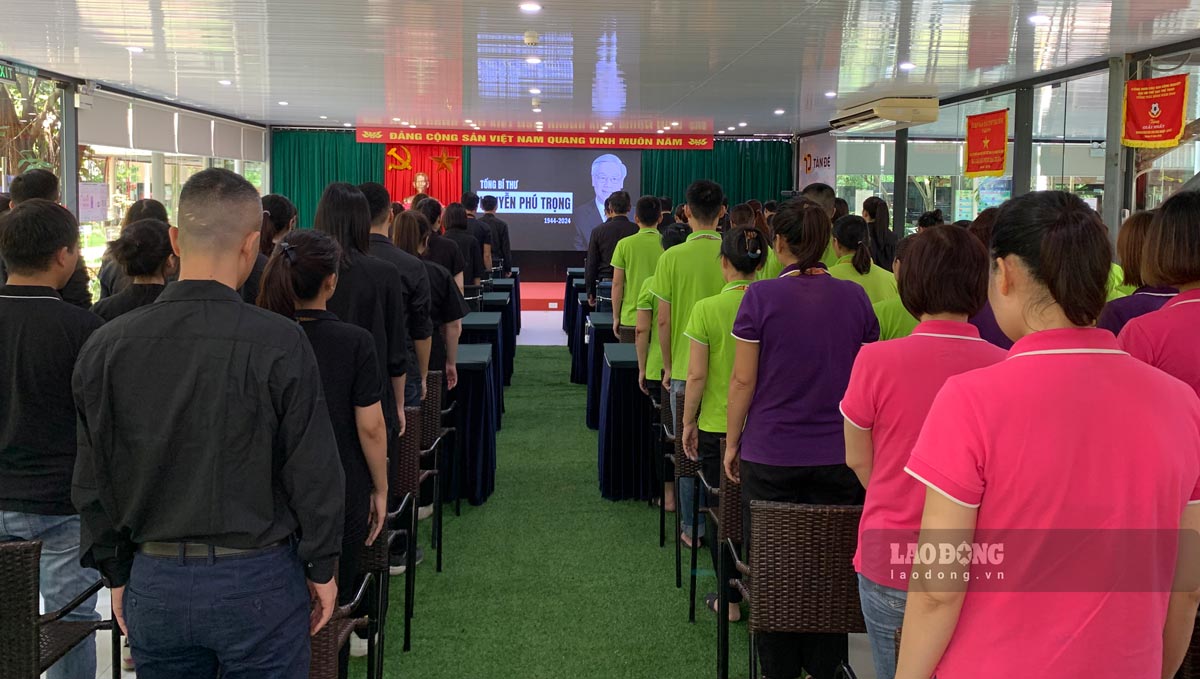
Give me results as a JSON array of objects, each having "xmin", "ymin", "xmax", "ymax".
[
  {"xmin": 611, "ymin": 195, "xmax": 664, "ymax": 338},
  {"xmin": 461, "ymin": 192, "xmax": 493, "ymax": 272},
  {"xmin": 73, "ymin": 169, "xmax": 345, "ymax": 678},
  {"xmin": 800, "ymin": 183, "xmax": 840, "ymax": 266},
  {"xmin": 2, "ymin": 169, "xmax": 93, "ymax": 309},
  {"xmin": 360, "ymin": 182, "xmax": 433, "ymax": 406},
  {"xmin": 0, "ymin": 199, "xmax": 104, "ymax": 679},
  {"xmin": 653, "ymin": 180, "xmax": 727, "ymax": 547},
  {"xmin": 479, "ymin": 195, "xmax": 513, "ymax": 275},
  {"xmin": 763, "ymin": 200, "xmax": 778, "ymax": 223},
  {"xmin": 585, "ymin": 190, "xmax": 637, "ymax": 306}
]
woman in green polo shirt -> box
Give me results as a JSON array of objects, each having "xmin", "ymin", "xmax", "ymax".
[
  {"xmin": 681, "ymin": 225, "xmax": 768, "ymax": 622},
  {"xmin": 828, "ymin": 214, "xmax": 898, "ymax": 304},
  {"xmin": 872, "ymin": 235, "xmax": 919, "ymax": 340}
]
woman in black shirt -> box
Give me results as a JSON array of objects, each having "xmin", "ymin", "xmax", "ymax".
[
  {"xmin": 442, "ymin": 203, "xmax": 485, "ymax": 288},
  {"xmin": 413, "ymin": 197, "xmax": 466, "ymax": 292},
  {"xmin": 258, "ymin": 230, "xmax": 389, "ymax": 604},
  {"xmin": 393, "ymin": 209, "xmax": 469, "ymax": 389},
  {"xmin": 99, "ymin": 199, "xmax": 171, "ymax": 298},
  {"xmin": 91, "ymin": 219, "xmax": 175, "ymax": 321}
]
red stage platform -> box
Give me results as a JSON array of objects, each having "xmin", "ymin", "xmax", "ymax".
[{"xmin": 521, "ymin": 282, "xmax": 564, "ymax": 311}]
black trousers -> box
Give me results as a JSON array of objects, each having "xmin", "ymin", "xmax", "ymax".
[
  {"xmin": 739, "ymin": 459, "xmax": 865, "ymax": 679},
  {"xmin": 698, "ymin": 430, "xmax": 741, "ymax": 604}
]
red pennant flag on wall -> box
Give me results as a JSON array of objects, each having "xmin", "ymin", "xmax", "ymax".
[
  {"xmin": 964, "ymin": 109, "xmax": 1009, "ymax": 178},
  {"xmin": 1122, "ymin": 74, "xmax": 1189, "ymax": 149}
]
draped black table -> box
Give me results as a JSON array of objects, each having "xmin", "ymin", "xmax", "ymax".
[
  {"xmin": 585, "ymin": 312, "xmax": 617, "ymax": 430},
  {"xmin": 461, "ymin": 312, "xmax": 504, "ymax": 428},
  {"xmin": 449, "ymin": 344, "xmax": 498, "ymax": 506},
  {"xmin": 598, "ymin": 343, "xmax": 656, "ymax": 501},
  {"xmin": 505, "ymin": 268, "xmax": 522, "ymax": 335},
  {"xmin": 563, "ymin": 267, "xmax": 585, "ymax": 333},
  {"xmin": 570, "ymin": 293, "xmax": 592, "ymax": 384},
  {"xmin": 481, "ymin": 292, "xmax": 515, "ymax": 386}
]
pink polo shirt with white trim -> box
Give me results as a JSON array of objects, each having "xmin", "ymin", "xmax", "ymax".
[
  {"xmin": 904, "ymin": 327, "xmax": 1200, "ymax": 679},
  {"xmin": 1119, "ymin": 287, "xmax": 1200, "ymax": 397},
  {"xmin": 840, "ymin": 320, "xmax": 1005, "ymax": 589}
]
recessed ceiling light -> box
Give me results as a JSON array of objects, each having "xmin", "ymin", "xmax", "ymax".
[
  {"xmin": 526, "ymin": 56, "xmax": 542, "ymax": 65},
  {"xmin": 519, "ymin": 2, "xmax": 542, "ymax": 13},
  {"xmin": 392, "ymin": 117, "xmax": 401, "ymax": 122},
  {"xmin": 1028, "ymin": 14, "xmax": 1051, "ymax": 25},
  {"xmin": 898, "ymin": 62, "xmax": 916, "ymax": 71},
  {"xmin": 532, "ymin": 107, "xmax": 542, "ymax": 112},
  {"xmin": 343, "ymin": 123, "xmax": 352, "ymax": 127},
  {"xmin": 727, "ymin": 126, "xmax": 735, "ymax": 131},
  {"xmin": 401, "ymin": 121, "xmax": 410, "ymax": 126},
  {"xmin": 409, "ymin": 124, "xmax": 418, "ymax": 128},
  {"xmin": 218, "ymin": 79, "xmax": 232, "ymax": 86},
  {"xmin": 738, "ymin": 122, "xmax": 748, "ymax": 127},
  {"xmin": 774, "ymin": 109, "xmax": 786, "ymax": 115},
  {"xmin": 717, "ymin": 130, "xmax": 725, "ymax": 134},
  {"xmin": 825, "ymin": 91, "xmax": 837, "ymax": 98},
  {"xmin": 536, "ymin": 121, "xmax": 543, "ymax": 125},
  {"xmin": 125, "ymin": 46, "xmax": 144, "ymax": 54},
  {"xmin": 605, "ymin": 121, "xmax": 613, "ymax": 126},
  {"xmin": 657, "ymin": 130, "xmax": 665, "ymax": 134},
  {"xmin": 465, "ymin": 119, "xmax": 474, "ymax": 123},
  {"xmin": 278, "ymin": 101, "xmax": 289, "ymax": 106},
  {"xmin": 319, "ymin": 115, "xmax": 328, "ymax": 119},
  {"xmin": 529, "ymin": 88, "xmax": 541, "ymax": 94},
  {"xmin": 671, "ymin": 121, "xmax": 679, "ymax": 126}
]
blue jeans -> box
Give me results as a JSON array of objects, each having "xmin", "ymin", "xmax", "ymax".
[
  {"xmin": 125, "ymin": 544, "xmax": 311, "ymax": 678},
  {"xmin": 669, "ymin": 379, "xmax": 703, "ymax": 539},
  {"xmin": 0, "ymin": 512, "xmax": 99, "ymax": 679},
  {"xmin": 858, "ymin": 573, "xmax": 907, "ymax": 679}
]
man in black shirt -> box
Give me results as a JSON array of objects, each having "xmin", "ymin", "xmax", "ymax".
[
  {"xmin": 479, "ymin": 195, "xmax": 513, "ymax": 275},
  {"xmin": 585, "ymin": 190, "xmax": 637, "ymax": 305},
  {"xmin": 0, "ymin": 200, "xmax": 103, "ymax": 679},
  {"xmin": 360, "ymin": 182, "xmax": 433, "ymax": 406},
  {"xmin": 1, "ymin": 170, "xmax": 93, "ymax": 309},
  {"xmin": 461, "ymin": 192, "xmax": 493, "ymax": 272},
  {"xmin": 658, "ymin": 196, "xmax": 676, "ymax": 233},
  {"xmin": 443, "ymin": 203, "xmax": 485, "ymax": 286},
  {"xmin": 414, "ymin": 198, "xmax": 466, "ymax": 292},
  {"xmin": 72, "ymin": 169, "xmax": 345, "ymax": 678}
]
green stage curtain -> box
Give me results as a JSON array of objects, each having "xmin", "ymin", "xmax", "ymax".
[
  {"xmin": 270, "ymin": 130, "xmax": 385, "ymax": 227},
  {"xmin": 641, "ymin": 139, "xmax": 793, "ymax": 206}
]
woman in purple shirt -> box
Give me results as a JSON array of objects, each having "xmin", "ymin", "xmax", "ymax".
[
  {"xmin": 724, "ymin": 199, "xmax": 879, "ymax": 679},
  {"xmin": 966, "ymin": 208, "xmax": 1014, "ymax": 349},
  {"xmin": 1098, "ymin": 211, "xmax": 1177, "ymax": 335}
]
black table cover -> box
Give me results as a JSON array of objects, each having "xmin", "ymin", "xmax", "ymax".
[
  {"xmin": 569, "ymin": 293, "xmax": 592, "ymax": 384},
  {"xmin": 448, "ymin": 343, "xmax": 498, "ymax": 506},
  {"xmin": 598, "ymin": 343, "xmax": 657, "ymax": 501},
  {"xmin": 585, "ymin": 312, "xmax": 617, "ymax": 430},
  {"xmin": 462, "ymin": 312, "xmax": 505, "ymax": 428},
  {"xmin": 481, "ymin": 292, "xmax": 515, "ymax": 386}
]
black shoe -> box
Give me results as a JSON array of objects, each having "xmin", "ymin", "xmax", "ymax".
[{"xmin": 389, "ymin": 547, "xmax": 425, "ymax": 575}]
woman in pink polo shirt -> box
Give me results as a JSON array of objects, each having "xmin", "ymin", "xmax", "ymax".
[
  {"xmin": 1119, "ymin": 191, "xmax": 1200, "ymax": 396},
  {"xmin": 895, "ymin": 191, "xmax": 1200, "ymax": 679},
  {"xmin": 841, "ymin": 225, "xmax": 1006, "ymax": 679}
]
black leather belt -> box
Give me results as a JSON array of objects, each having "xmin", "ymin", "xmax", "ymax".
[{"xmin": 138, "ymin": 540, "xmax": 286, "ymax": 558}]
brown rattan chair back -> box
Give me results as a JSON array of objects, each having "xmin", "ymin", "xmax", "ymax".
[
  {"xmin": 672, "ymin": 389, "xmax": 699, "ymax": 478},
  {"xmin": 747, "ymin": 501, "xmax": 865, "ymax": 635},
  {"xmin": 391, "ymin": 407, "xmax": 423, "ymax": 499},
  {"xmin": 717, "ymin": 438, "xmax": 742, "ymax": 543},
  {"xmin": 618, "ymin": 327, "xmax": 636, "ymax": 344},
  {"xmin": 421, "ymin": 371, "xmax": 444, "ymax": 451},
  {"xmin": 0, "ymin": 540, "xmax": 41, "ymax": 676}
]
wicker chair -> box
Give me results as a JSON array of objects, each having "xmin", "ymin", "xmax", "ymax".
[
  {"xmin": 667, "ymin": 389, "xmax": 702, "ymax": 622},
  {"xmin": 387, "ymin": 406, "xmax": 423, "ymax": 653},
  {"xmin": 730, "ymin": 502, "xmax": 866, "ymax": 678},
  {"xmin": 308, "ymin": 573, "xmax": 374, "ymax": 679},
  {"xmin": 617, "ymin": 326, "xmax": 636, "ymax": 344},
  {"xmin": 420, "ymin": 371, "xmax": 447, "ymax": 573},
  {"xmin": 694, "ymin": 437, "xmax": 742, "ymax": 679},
  {"xmin": 0, "ymin": 540, "xmax": 116, "ymax": 679}
]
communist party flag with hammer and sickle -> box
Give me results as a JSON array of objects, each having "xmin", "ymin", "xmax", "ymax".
[
  {"xmin": 964, "ymin": 109, "xmax": 1009, "ymax": 178},
  {"xmin": 384, "ymin": 143, "xmax": 464, "ymax": 206}
]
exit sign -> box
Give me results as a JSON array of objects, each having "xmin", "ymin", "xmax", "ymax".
[{"xmin": 0, "ymin": 62, "xmax": 16, "ymax": 84}]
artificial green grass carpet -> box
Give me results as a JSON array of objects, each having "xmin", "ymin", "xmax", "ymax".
[{"xmin": 375, "ymin": 345, "xmax": 749, "ymax": 678}]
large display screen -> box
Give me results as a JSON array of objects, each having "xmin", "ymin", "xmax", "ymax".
[{"xmin": 468, "ymin": 147, "xmax": 642, "ymax": 251}]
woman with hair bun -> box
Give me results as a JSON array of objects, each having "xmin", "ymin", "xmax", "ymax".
[
  {"xmin": 916, "ymin": 209, "xmax": 944, "ymax": 231},
  {"xmin": 896, "ymin": 191, "xmax": 1200, "ymax": 679},
  {"xmin": 90, "ymin": 219, "xmax": 175, "ymax": 321},
  {"xmin": 681, "ymin": 226, "xmax": 768, "ymax": 623},
  {"xmin": 829, "ymin": 215, "xmax": 898, "ymax": 304}
]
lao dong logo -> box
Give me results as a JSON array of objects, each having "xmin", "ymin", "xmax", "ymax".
[
  {"xmin": 803, "ymin": 153, "xmax": 832, "ymax": 175},
  {"xmin": 892, "ymin": 541, "xmax": 1005, "ymax": 567}
]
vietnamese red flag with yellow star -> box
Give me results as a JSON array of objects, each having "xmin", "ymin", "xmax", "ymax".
[{"xmin": 964, "ymin": 109, "xmax": 1009, "ymax": 178}]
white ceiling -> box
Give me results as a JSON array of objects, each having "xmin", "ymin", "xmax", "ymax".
[{"xmin": 2, "ymin": 0, "xmax": 1200, "ymax": 136}]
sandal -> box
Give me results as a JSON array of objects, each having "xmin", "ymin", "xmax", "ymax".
[{"xmin": 704, "ymin": 593, "xmax": 742, "ymax": 622}]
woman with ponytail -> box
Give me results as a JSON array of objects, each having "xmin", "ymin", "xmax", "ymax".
[
  {"xmin": 91, "ymin": 219, "xmax": 176, "ymax": 321},
  {"xmin": 863, "ymin": 196, "xmax": 896, "ymax": 271},
  {"xmin": 258, "ymin": 230, "xmax": 389, "ymax": 625},
  {"xmin": 829, "ymin": 215, "xmax": 898, "ymax": 304},
  {"xmin": 895, "ymin": 192, "xmax": 1200, "ymax": 679},
  {"xmin": 681, "ymin": 226, "xmax": 768, "ymax": 623},
  {"xmin": 725, "ymin": 199, "xmax": 877, "ymax": 679},
  {"xmin": 260, "ymin": 194, "xmax": 298, "ymax": 255}
]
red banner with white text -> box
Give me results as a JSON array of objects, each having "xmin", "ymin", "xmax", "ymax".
[
  {"xmin": 359, "ymin": 127, "xmax": 712, "ymax": 150},
  {"xmin": 1122, "ymin": 74, "xmax": 1189, "ymax": 149},
  {"xmin": 963, "ymin": 109, "xmax": 1009, "ymax": 178},
  {"xmin": 383, "ymin": 144, "xmax": 464, "ymax": 208}
]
